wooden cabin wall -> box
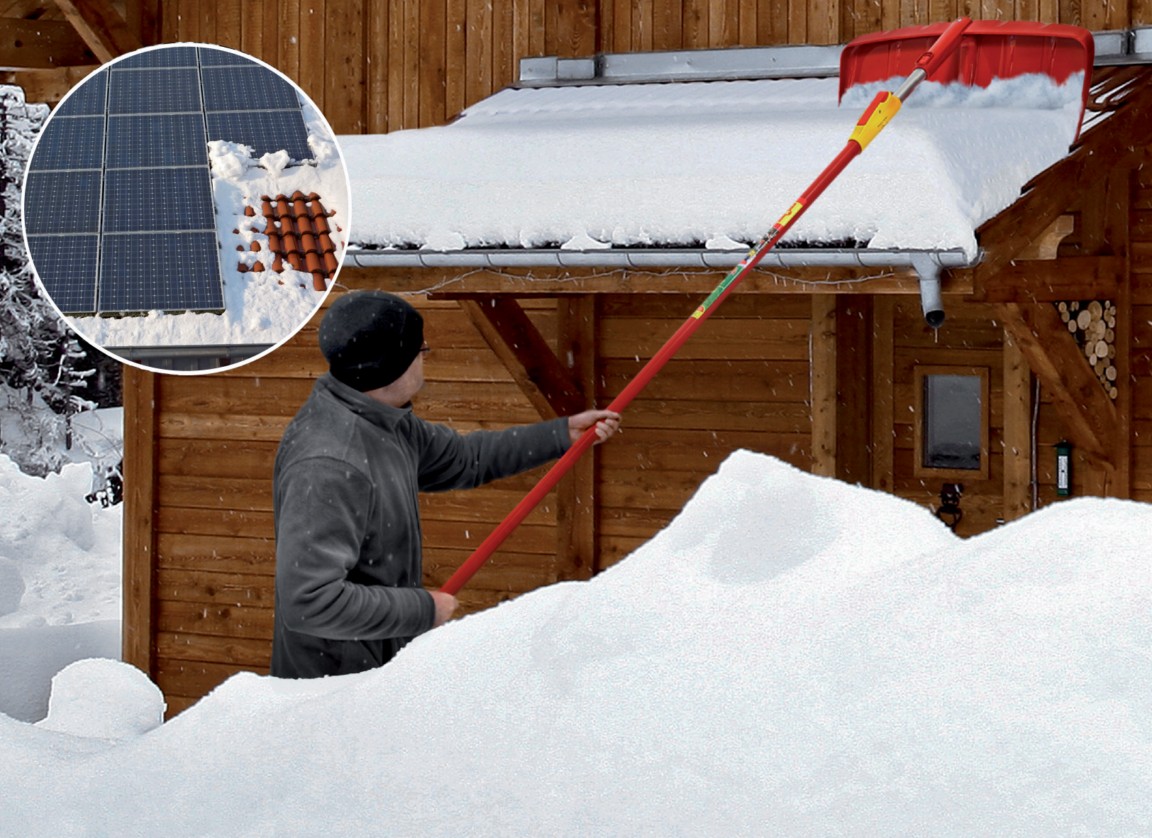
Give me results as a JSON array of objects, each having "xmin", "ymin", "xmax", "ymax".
[
  {"xmin": 151, "ymin": 0, "xmax": 1150, "ymax": 135},
  {"xmin": 881, "ymin": 299, "xmax": 1008, "ymax": 537},
  {"xmin": 595, "ymin": 294, "xmax": 813, "ymax": 568},
  {"xmin": 120, "ymin": 0, "xmax": 1152, "ymax": 711}
]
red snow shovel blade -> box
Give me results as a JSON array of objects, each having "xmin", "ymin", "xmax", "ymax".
[{"xmin": 839, "ymin": 21, "xmax": 1094, "ymax": 134}]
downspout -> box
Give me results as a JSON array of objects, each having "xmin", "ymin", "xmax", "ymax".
[{"xmin": 345, "ymin": 246, "xmax": 979, "ymax": 326}]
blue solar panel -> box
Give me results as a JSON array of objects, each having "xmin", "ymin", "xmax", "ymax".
[
  {"xmin": 98, "ymin": 232, "xmax": 224, "ymax": 314},
  {"xmin": 103, "ymin": 168, "xmax": 216, "ymax": 232},
  {"xmin": 201, "ymin": 65, "xmax": 300, "ymax": 111},
  {"xmin": 108, "ymin": 67, "xmax": 202, "ymax": 114},
  {"xmin": 197, "ymin": 47, "xmax": 259, "ymax": 67},
  {"xmin": 106, "ymin": 114, "xmax": 208, "ymax": 168},
  {"xmin": 116, "ymin": 46, "xmax": 199, "ymax": 68},
  {"xmin": 23, "ymin": 171, "xmax": 102, "ymax": 234},
  {"xmin": 26, "ymin": 236, "xmax": 99, "ymax": 315},
  {"xmin": 206, "ymin": 109, "xmax": 311, "ymax": 160},
  {"xmin": 55, "ymin": 71, "xmax": 106, "ymax": 117},
  {"xmin": 23, "ymin": 43, "xmax": 319, "ymax": 324},
  {"xmin": 28, "ymin": 116, "xmax": 105, "ymax": 170}
]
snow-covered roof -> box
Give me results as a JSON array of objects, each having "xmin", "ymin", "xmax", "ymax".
[{"xmin": 340, "ymin": 69, "xmax": 1087, "ymax": 264}]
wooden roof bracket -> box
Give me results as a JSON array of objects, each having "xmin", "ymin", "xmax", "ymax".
[
  {"xmin": 455, "ymin": 296, "xmax": 587, "ymax": 420},
  {"xmin": 997, "ymin": 301, "xmax": 1117, "ymax": 467}
]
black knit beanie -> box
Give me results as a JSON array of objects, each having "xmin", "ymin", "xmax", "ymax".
[{"xmin": 318, "ymin": 290, "xmax": 425, "ymax": 391}]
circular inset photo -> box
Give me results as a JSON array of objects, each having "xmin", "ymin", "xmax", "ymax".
[{"xmin": 21, "ymin": 43, "xmax": 350, "ymax": 374}]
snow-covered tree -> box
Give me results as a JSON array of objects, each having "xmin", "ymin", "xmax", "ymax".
[{"xmin": 0, "ymin": 85, "xmax": 99, "ymax": 477}]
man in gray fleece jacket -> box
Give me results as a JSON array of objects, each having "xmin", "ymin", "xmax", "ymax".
[{"xmin": 271, "ymin": 290, "xmax": 620, "ymax": 678}]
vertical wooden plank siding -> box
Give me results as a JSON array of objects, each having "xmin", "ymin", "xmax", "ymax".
[
  {"xmin": 418, "ymin": 0, "xmax": 447, "ymax": 127},
  {"xmin": 365, "ymin": 1, "xmax": 390, "ymax": 132},
  {"xmin": 869, "ymin": 298, "xmax": 895, "ymax": 493},
  {"xmin": 297, "ymin": 0, "xmax": 327, "ymax": 112},
  {"xmin": 276, "ymin": 0, "xmax": 301, "ymax": 87},
  {"xmin": 325, "ymin": 0, "xmax": 366, "ymax": 134}
]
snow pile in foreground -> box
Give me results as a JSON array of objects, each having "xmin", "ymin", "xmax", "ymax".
[
  {"xmin": 2, "ymin": 451, "xmax": 1150, "ymax": 835},
  {"xmin": 342, "ymin": 73, "xmax": 1085, "ymax": 260},
  {"xmin": 0, "ymin": 408, "xmax": 123, "ymax": 722}
]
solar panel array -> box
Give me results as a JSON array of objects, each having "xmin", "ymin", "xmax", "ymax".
[{"xmin": 24, "ymin": 45, "xmax": 313, "ymax": 317}]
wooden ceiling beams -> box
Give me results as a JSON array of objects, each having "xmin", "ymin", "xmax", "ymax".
[
  {"xmin": 1, "ymin": 1, "xmax": 143, "ymax": 103},
  {"xmin": 51, "ymin": 0, "xmax": 139, "ymax": 63}
]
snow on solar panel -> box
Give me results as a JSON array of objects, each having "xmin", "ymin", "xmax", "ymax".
[
  {"xmin": 98, "ymin": 232, "xmax": 224, "ymax": 314},
  {"xmin": 106, "ymin": 113, "xmax": 209, "ymax": 168},
  {"xmin": 206, "ymin": 109, "xmax": 312, "ymax": 160},
  {"xmin": 25, "ymin": 236, "xmax": 99, "ymax": 316}
]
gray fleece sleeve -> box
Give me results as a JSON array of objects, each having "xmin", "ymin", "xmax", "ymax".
[
  {"xmin": 415, "ymin": 416, "xmax": 571, "ymax": 492},
  {"xmin": 273, "ymin": 458, "xmax": 436, "ymax": 640}
]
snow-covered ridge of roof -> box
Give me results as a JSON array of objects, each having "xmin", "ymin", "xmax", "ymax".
[{"xmin": 341, "ymin": 71, "xmax": 1084, "ymax": 263}]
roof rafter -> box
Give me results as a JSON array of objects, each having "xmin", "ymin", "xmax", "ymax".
[
  {"xmin": 52, "ymin": 0, "xmax": 139, "ymax": 63},
  {"xmin": 456, "ymin": 296, "xmax": 587, "ymax": 420},
  {"xmin": 0, "ymin": 17, "xmax": 94, "ymax": 69},
  {"xmin": 996, "ymin": 302, "xmax": 1118, "ymax": 466}
]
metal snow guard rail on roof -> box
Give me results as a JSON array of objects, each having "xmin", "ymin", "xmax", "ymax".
[
  {"xmin": 518, "ymin": 43, "xmax": 843, "ymax": 86},
  {"xmin": 518, "ymin": 26, "xmax": 1152, "ymax": 87}
]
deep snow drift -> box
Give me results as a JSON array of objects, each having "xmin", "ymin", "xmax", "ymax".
[
  {"xmin": 1, "ymin": 450, "xmax": 1148, "ymax": 835},
  {"xmin": 0, "ymin": 409, "xmax": 123, "ymax": 722}
]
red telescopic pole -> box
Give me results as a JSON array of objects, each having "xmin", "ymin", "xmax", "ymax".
[{"xmin": 440, "ymin": 18, "xmax": 974, "ymax": 596}]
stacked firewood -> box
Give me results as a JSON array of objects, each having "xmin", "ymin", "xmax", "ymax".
[{"xmin": 1056, "ymin": 300, "xmax": 1118, "ymax": 400}]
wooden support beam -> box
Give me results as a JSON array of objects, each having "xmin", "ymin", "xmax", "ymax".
[
  {"xmin": 340, "ymin": 263, "xmax": 972, "ymax": 297},
  {"xmin": 0, "ymin": 18, "xmax": 96, "ymax": 69},
  {"xmin": 973, "ymin": 71, "xmax": 1152, "ymax": 290},
  {"xmin": 810, "ymin": 294, "xmax": 837, "ymax": 477},
  {"xmin": 53, "ymin": 0, "xmax": 142, "ymax": 62},
  {"xmin": 122, "ymin": 365, "xmax": 158, "ymax": 676},
  {"xmin": 966, "ymin": 255, "xmax": 1123, "ymax": 303},
  {"xmin": 1001, "ymin": 329, "xmax": 1032, "ymax": 521},
  {"xmin": 457, "ymin": 297, "xmax": 586, "ymax": 419},
  {"xmin": 555, "ymin": 296, "xmax": 598, "ymax": 580},
  {"xmin": 996, "ymin": 302, "xmax": 1118, "ymax": 466},
  {"xmin": 870, "ymin": 297, "xmax": 895, "ymax": 493},
  {"xmin": 835, "ymin": 296, "xmax": 872, "ymax": 485},
  {"xmin": 5, "ymin": 64, "xmax": 99, "ymax": 104}
]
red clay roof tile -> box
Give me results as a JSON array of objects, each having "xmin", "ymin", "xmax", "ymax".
[{"xmin": 237, "ymin": 193, "xmax": 341, "ymax": 291}]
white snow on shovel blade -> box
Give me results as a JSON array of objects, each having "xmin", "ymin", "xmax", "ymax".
[
  {"xmin": 2, "ymin": 450, "xmax": 1150, "ymax": 835},
  {"xmin": 342, "ymin": 73, "xmax": 1085, "ymax": 261}
]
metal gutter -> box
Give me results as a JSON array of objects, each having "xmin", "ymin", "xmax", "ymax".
[{"xmin": 345, "ymin": 246, "xmax": 978, "ymax": 326}]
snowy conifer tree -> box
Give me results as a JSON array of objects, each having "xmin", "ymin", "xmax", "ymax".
[{"xmin": 0, "ymin": 85, "xmax": 97, "ymax": 477}]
